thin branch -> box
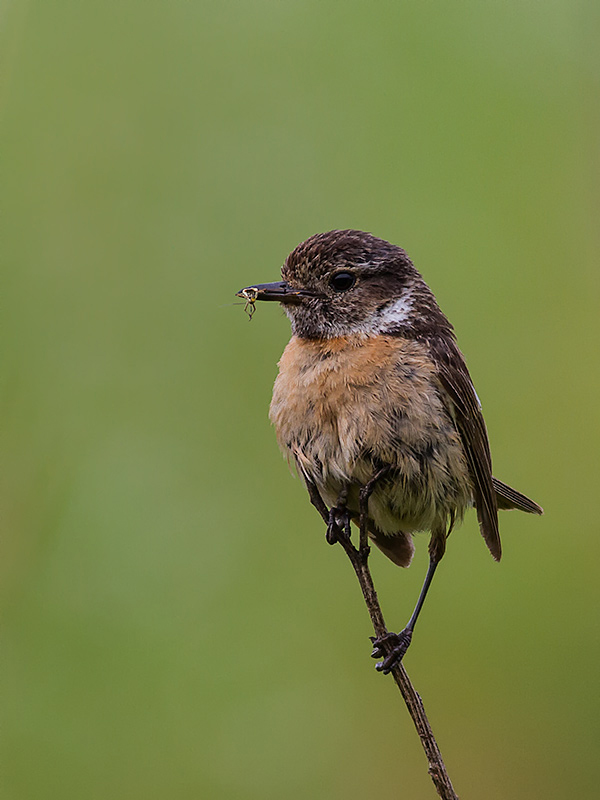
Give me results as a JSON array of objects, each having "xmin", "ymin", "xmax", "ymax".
[{"xmin": 307, "ymin": 481, "xmax": 459, "ymax": 800}]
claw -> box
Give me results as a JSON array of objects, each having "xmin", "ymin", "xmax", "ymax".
[
  {"xmin": 326, "ymin": 522, "xmax": 339, "ymax": 545},
  {"xmin": 326, "ymin": 506, "xmax": 350, "ymax": 545},
  {"xmin": 369, "ymin": 631, "xmax": 400, "ymax": 659},
  {"xmin": 370, "ymin": 629, "xmax": 413, "ymax": 674}
]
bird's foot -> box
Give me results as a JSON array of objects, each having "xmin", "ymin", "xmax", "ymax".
[
  {"xmin": 326, "ymin": 505, "xmax": 351, "ymax": 545},
  {"xmin": 370, "ymin": 628, "xmax": 413, "ymax": 674}
]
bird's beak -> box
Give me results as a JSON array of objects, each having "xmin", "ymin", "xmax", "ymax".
[{"xmin": 236, "ymin": 281, "xmax": 318, "ymax": 305}]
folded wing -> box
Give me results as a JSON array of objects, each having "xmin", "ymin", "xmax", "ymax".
[{"xmin": 431, "ymin": 337, "xmax": 502, "ymax": 561}]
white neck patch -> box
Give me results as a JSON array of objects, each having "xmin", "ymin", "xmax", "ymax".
[{"xmin": 363, "ymin": 290, "xmax": 415, "ymax": 335}]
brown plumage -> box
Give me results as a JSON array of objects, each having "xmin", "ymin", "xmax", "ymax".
[
  {"xmin": 270, "ymin": 334, "xmax": 472, "ymax": 566},
  {"xmin": 237, "ymin": 229, "xmax": 542, "ymax": 669}
]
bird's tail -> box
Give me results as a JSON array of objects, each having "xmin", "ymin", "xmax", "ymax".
[{"xmin": 492, "ymin": 477, "xmax": 543, "ymax": 515}]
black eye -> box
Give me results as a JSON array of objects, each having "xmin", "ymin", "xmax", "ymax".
[{"xmin": 329, "ymin": 271, "xmax": 356, "ymax": 292}]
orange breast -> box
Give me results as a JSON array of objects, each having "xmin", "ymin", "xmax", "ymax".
[{"xmin": 269, "ymin": 334, "xmax": 471, "ymax": 534}]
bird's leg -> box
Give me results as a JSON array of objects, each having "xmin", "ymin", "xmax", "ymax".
[
  {"xmin": 371, "ymin": 556, "xmax": 440, "ymax": 673},
  {"xmin": 358, "ymin": 465, "xmax": 390, "ymax": 554},
  {"xmin": 326, "ymin": 486, "xmax": 350, "ymax": 545}
]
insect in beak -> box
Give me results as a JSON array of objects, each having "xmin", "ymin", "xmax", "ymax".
[{"xmin": 238, "ymin": 287, "xmax": 259, "ymax": 321}]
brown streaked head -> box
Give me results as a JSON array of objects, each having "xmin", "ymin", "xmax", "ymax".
[{"xmin": 237, "ymin": 229, "xmax": 453, "ymax": 340}]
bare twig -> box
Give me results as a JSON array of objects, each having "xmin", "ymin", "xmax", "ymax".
[{"xmin": 307, "ymin": 480, "xmax": 459, "ymax": 800}]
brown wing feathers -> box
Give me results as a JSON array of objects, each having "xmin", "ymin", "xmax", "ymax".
[{"xmin": 431, "ymin": 338, "xmax": 502, "ymax": 561}]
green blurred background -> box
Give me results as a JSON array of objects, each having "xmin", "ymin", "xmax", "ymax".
[{"xmin": 1, "ymin": 1, "xmax": 598, "ymax": 798}]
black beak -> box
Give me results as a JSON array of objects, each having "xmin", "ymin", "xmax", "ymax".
[{"xmin": 236, "ymin": 281, "xmax": 318, "ymax": 304}]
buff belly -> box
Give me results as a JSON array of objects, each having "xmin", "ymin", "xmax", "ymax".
[{"xmin": 269, "ymin": 335, "xmax": 473, "ymax": 539}]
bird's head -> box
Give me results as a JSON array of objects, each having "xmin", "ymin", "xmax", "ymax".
[{"xmin": 237, "ymin": 230, "xmax": 449, "ymax": 339}]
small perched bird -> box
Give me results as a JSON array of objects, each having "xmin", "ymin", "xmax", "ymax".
[{"xmin": 237, "ymin": 230, "xmax": 542, "ymax": 672}]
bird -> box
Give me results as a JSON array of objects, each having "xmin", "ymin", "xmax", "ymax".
[{"xmin": 237, "ymin": 229, "xmax": 542, "ymax": 672}]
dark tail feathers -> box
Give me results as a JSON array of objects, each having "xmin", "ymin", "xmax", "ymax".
[{"xmin": 493, "ymin": 477, "xmax": 543, "ymax": 515}]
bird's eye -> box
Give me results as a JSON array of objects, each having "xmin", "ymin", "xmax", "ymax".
[{"xmin": 329, "ymin": 272, "xmax": 356, "ymax": 292}]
